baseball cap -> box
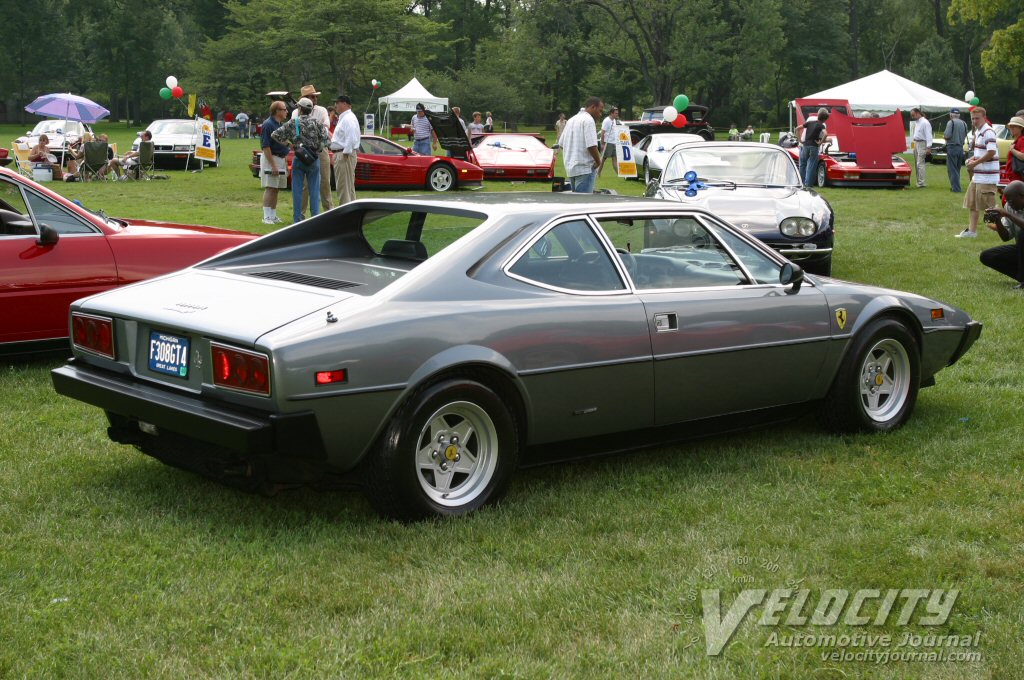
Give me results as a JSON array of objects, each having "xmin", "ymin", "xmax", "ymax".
[
  {"xmin": 950, "ymin": 108, "xmax": 960, "ymax": 114},
  {"xmin": 297, "ymin": 97, "xmax": 313, "ymax": 109},
  {"xmin": 335, "ymin": 95, "xmax": 352, "ymax": 105}
]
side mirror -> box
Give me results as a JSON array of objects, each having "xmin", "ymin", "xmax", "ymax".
[
  {"xmin": 403, "ymin": 147, "xmax": 411, "ymax": 156},
  {"xmin": 37, "ymin": 223, "xmax": 59, "ymax": 247},
  {"xmin": 780, "ymin": 262, "xmax": 804, "ymax": 293},
  {"xmin": 644, "ymin": 180, "xmax": 660, "ymax": 198}
]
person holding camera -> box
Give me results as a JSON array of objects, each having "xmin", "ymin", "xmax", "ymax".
[
  {"xmin": 979, "ymin": 180, "xmax": 1024, "ymax": 288},
  {"xmin": 271, "ymin": 97, "xmax": 329, "ymax": 224}
]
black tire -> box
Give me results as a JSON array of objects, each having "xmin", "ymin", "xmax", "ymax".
[
  {"xmin": 822, "ymin": 317, "xmax": 920, "ymax": 433},
  {"xmin": 364, "ymin": 379, "xmax": 519, "ymax": 520},
  {"xmin": 643, "ymin": 160, "xmax": 651, "ymax": 185},
  {"xmin": 698, "ymin": 129, "xmax": 714, "ymax": 141},
  {"xmin": 815, "ymin": 163, "xmax": 827, "ymax": 188},
  {"xmin": 426, "ymin": 164, "xmax": 456, "ymax": 192}
]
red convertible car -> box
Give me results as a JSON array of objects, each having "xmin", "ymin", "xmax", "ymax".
[
  {"xmin": 249, "ymin": 135, "xmax": 484, "ymax": 192},
  {"xmin": 784, "ymin": 98, "xmax": 911, "ymax": 188},
  {"xmin": 0, "ymin": 167, "xmax": 256, "ymax": 355},
  {"xmin": 469, "ymin": 133, "xmax": 556, "ymax": 180}
]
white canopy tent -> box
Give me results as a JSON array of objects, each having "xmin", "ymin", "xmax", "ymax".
[
  {"xmin": 378, "ymin": 78, "xmax": 448, "ymax": 133},
  {"xmin": 801, "ymin": 70, "xmax": 969, "ymax": 113}
]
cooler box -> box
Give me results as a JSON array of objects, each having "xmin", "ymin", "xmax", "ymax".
[{"xmin": 33, "ymin": 165, "xmax": 53, "ymax": 182}]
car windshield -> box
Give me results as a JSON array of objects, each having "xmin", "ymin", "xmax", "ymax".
[
  {"xmin": 149, "ymin": 121, "xmax": 198, "ymax": 136},
  {"xmin": 31, "ymin": 120, "xmax": 84, "ymax": 136},
  {"xmin": 662, "ymin": 146, "xmax": 801, "ymax": 187},
  {"xmin": 472, "ymin": 135, "xmax": 544, "ymax": 150}
]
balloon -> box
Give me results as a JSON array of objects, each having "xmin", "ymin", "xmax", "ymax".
[
  {"xmin": 663, "ymin": 106, "xmax": 678, "ymax": 123},
  {"xmin": 371, "ymin": 79, "xmax": 378, "ymax": 86},
  {"xmin": 671, "ymin": 114, "xmax": 687, "ymax": 128},
  {"xmin": 677, "ymin": 114, "xmax": 688, "ymax": 126},
  {"xmin": 673, "ymin": 94, "xmax": 690, "ymax": 111},
  {"xmin": 965, "ymin": 90, "xmax": 974, "ymax": 100},
  {"xmin": 171, "ymin": 86, "xmax": 184, "ymax": 98},
  {"xmin": 969, "ymin": 96, "xmax": 979, "ymax": 106},
  {"xmin": 166, "ymin": 76, "xmax": 178, "ymax": 89},
  {"xmin": 373, "ymin": 83, "xmax": 379, "ymax": 89},
  {"xmin": 159, "ymin": 87, "xmax": 172, "ymax": 100}
]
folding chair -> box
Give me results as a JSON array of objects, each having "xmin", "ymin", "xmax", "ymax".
[
  {"xmin": 11, "ymin": 143, "xmax": 34, "ymax": 178},
  {"xmin": 79, "ymin": 141, "xmax": 110, "ymax": 181},
  {"xmin": 130, "ymin": 141, "xmax": 155, "ymax": 180}
]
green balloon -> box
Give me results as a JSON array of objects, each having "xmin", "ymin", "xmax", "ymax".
[
  {"xmin": 159, "ymin": 87, "xmax": 172, "ymax": 100},
  {"xmin": 969, "ymin": 96, "xmax": 979, "ymax": 106},
  {"xmin": 673, "ymin": 94, "xmax": 690, "ymax": 111}
]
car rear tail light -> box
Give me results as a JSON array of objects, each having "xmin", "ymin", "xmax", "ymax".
[
  {"xmin": 71, "ymin": 313, "xmax": 115, "ymax": 359},
  {"xmin": 211, "ymin": 343, "xmax": 271, "ymax": 396}
]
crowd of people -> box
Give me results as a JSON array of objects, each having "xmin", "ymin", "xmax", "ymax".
[{"xmin": 27, "ymin": 131, "xmax": 151, "ymax": 182}]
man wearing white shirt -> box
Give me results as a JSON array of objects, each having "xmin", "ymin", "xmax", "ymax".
[
  {"xmin": 330, "ymin": 95, "xmax": 361, "ymax": 206},
  {"xmin": 292, "ymin": 84, "xmax": 333, "ymax": 211},
  {"xmin": 597, "ymin": 106, "xmax": 619, "ymax": 177},
  {"xmin": 910, "ymin": 108, "xmax": 933, "ymax": 188},
  {"xmin": 560, "ymin": 97, "xmax": 604, "ymax": 193}
]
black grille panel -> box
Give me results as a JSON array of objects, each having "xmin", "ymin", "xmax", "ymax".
[{"xmin": 247, "ymin": 270, "xmax": 360, "ymax": 290}]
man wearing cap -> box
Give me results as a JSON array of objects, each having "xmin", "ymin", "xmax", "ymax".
[
  {"xmin": 944, "ymin": 108, "xmax": 968, "ymax": 192},
  {"xmin": 597, "ymin": 106, "xmax": 619, "ymax": 177},
  {"xmin": 292, "ymin": 84, "xmax": 333, "ymax": 212},
  {"xmin": 330, "ymin": 95, "xmax": 361, "ymax": 205},
  {"xmin": 410, "ymin": 103, "xmax": 437, "ymax": 156}
]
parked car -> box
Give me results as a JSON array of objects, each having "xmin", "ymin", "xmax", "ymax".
[
  {"xmin": 51, "ymin": 193, "xmax": 980, "ymax": 519},
  {"xmin": 134, "ymin": 119, "xmax": 221, "ymax": 170},
  {"xmin": 645, "ymin": 142, "xmax": 835, "ymax": 276},
  {"xmin": 785, "ymin": 99, "xmax": 911, "ymax": 188},
  {"xmin": 14, "ymin": 120, "xmax": 93, "ymax": 160},
  {"xmin": 248, "ymin": 135, "xmax": 484, "ymax": 192},
  {"xmin": 0, "ymin": 166, "xmax": 256, "ymax": 355},
  {"xmin": 625, "ymin": 105, "xmax": 715, "ymax": 142},
  {"xmin": 469, "ymin": 133, "xmax": 556, "ymax": 180},
  {"xmin": 631, "ymin": 133, "xmax": 704, "ymax": 183}
]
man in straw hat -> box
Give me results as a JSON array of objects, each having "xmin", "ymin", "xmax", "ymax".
[{"xmin": 292, "ymin": 84, "xmax": 333, "ymax": 214}]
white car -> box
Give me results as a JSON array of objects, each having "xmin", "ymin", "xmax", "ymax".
[
  {"xmin": 632, "ymin": 133, "xmax": 703, "ymax": 183},
  {"xmin": 15, "ymin": 120, "xmax": 93, "ymax": 158},
  {"xmin": 132, "ymin": 119, "xmax": 221, "ymax": 170}
]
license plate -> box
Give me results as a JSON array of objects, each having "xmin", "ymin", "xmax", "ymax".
[{"xmin": 148, "ymin": 331, "xmax": 190, "ymax": 378}]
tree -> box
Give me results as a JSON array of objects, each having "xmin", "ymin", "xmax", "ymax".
[{"xmin": 949, "ymin": 0, "xmax": 1024, "ymax": 76}]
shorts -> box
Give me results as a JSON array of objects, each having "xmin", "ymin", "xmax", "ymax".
[
  {"xmin": 261, "ymin": 155, "xmax": 288, "ymax": 189},
  {"xmin": 964, "ymin": 181, "xmax": 997, "ymax": 211},
  {"xmin": 602, "ymin": 142, "xmax": 617, "ymax": 159}
]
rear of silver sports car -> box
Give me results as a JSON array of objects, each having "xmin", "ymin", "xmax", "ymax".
[{"xmin": 50, "ymin": 270, "xmax": 368, "ymax": 491}]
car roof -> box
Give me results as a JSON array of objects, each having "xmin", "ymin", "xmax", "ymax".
[{"xmin": 344, "ymin": 192, "xmax": 672, "ymax": 217}]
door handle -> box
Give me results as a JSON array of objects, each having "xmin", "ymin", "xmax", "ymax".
[{"xmin": 654, "ymin": 313, "xmax": 677, "ymax": 332}]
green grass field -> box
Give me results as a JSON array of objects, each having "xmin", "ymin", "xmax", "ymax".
[{"xmin": 1, "ymin": 122, "xmax": 1019, "ymax": 678}]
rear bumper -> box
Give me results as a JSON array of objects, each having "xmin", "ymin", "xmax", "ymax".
[{"xmin": 51, "ymin": 361, "xmax": 325, "ymax": 459}]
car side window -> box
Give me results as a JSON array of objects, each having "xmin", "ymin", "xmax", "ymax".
[
  {"xmin": 0, "ymin": 179, "xmax": 34, "ymax": 236},
  {"xmin": 707, "ymin": 224, "xmax": 782, "ymax": 284},
  {"xmin": 509, "ymin": 219, "xmax": 625, "ymax": 292},
  {"xmin": 24, "ymin": 191, "xmax": 96, "ymax": 235},
  {"xmin": 597, "ymin": 216, "xmax": 746, "ymax": 289}
]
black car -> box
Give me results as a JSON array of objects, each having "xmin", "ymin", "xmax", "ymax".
[{"xmin": 625, "ymin": 105, "xmax": 715, "ymax": 143}]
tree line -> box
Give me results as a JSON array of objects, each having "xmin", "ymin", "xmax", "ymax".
[{"xmin": 1, "ymin": 0, "xmax": 1020, "ymax": 129}]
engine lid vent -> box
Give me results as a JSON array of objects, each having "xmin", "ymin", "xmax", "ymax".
[{"xmin": 246, "ymin": 270, "xmax": 361, "ymax": 290}]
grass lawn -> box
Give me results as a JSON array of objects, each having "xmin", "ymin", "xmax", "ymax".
[{"xmin": 1, "ymin": 122, "xmax": 1019, "ymax": 678}]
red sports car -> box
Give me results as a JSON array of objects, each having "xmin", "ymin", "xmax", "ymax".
[
  {"xmin": 249, "ymin": 135, "xmax": 484, "ymax": 192},
  {"xmin": 469, "ymin": 133, "xmax": 556, "ymax": 180},
  {"xmin": 784, "ymin": 98, "xmax": 911, "ymax": 188},
  {"xmin": 0, "ymin": 167, "xmax": 257, "ymax": 354}
]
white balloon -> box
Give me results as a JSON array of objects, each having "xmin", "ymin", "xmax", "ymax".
[
  {"xmin": 166, "ymin": 76, "xmax": 178, "ymax": 89},
  {"xmin": 965, "ymin": 90, "xmax": 974, "ymax": 100},
  {"xmin": 663, "ymin": 106, "xmax": 678, "ymax": 123}
]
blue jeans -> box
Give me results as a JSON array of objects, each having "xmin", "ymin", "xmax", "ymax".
[
  {"xmin": 291, "ymin": 158, "xmax": 320, "ymax": 223},
  {"xmin": 413, "ymin": 138, "xmax": 432, "ymax": 156},
  {"xmin": 946, "ymin": 146, "xmax": 965, "ymax": 192},
  {"xmin": 569, "ymin": 170, "xmax": 597, "ymax": 193},
  {"xmin": 799, "ymin": 145, "xmax": 819, "ymax": 187}
]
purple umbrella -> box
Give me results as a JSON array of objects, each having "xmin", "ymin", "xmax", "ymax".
[{"xmin": 25, "ymin": 92, "xmax": 110, "ymax": 123}]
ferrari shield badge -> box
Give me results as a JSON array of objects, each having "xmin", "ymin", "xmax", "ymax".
[{"xmin": 835, "ymin": 308, "xmax": 848, "ymax": 330}]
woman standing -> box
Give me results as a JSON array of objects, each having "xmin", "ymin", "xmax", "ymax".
[
  {"xmin": 1002, "ymin": 116, "xmax": 1024, "ymax": 186},
  {"xmin": 271, "ymin": 97, "xmax": 330, "ymax": 223},
  {"xmin": 485, "ymin": 111, "xmax": 493, "ymax": 133}
]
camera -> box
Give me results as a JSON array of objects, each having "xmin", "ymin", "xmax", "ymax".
[{"xmin": 983, "ymin": 209, "xmax": 1000, "ymax": 224}]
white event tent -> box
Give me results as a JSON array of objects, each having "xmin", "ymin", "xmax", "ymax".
[
  {"xmin": 378, "ymin": 78, "xmax": 448, "ymax": 132},
  {"xmin": 800, "ymin": 70, "xmax": 969, "ymax": 113}
]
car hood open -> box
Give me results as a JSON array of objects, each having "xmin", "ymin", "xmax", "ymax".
[{"xmin": 79, "ymin": 270, "xmax": 346, "ymax": 346}]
